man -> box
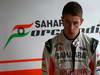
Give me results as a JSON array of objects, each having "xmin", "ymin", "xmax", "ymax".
[{"xmin": 42, "ymin": 1, "xmax": 99, "ymax": 75}]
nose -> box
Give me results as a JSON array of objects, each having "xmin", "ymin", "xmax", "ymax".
[{"xmin": 70, "ymin": 23, "xmax": 74, "ymax": 31}]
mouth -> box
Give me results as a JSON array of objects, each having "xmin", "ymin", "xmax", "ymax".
[{"xmin": 68, "ymin": 31, "xmax": 75, "ymax": 35}]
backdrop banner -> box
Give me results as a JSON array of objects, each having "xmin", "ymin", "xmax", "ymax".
[{"xmin": 0, "ymin": 0, "xmax": 100, "ymax": 75}]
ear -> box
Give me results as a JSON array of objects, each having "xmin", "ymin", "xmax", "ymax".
[
  {"xmin": 80, "ymin": 18, "xmax": 84, "ymax": 24},
  {"xmin": 61, "ymin": 16, "xmax": 63, "ymax": 20},
  {"xmin": 61, "ymin": 16, "xmax": 64, "ymax": 23}
]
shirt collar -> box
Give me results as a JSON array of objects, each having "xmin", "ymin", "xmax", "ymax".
[{"xmin": 62, "ymin": 30, "xmax": 80, "ymax": 47}]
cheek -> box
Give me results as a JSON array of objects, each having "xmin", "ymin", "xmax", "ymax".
[
  {"xmin": 75, "ymin": 25, "xmax": 79, "ymax": 28},
  {"xmin": 74, "ymin": 26, "xmax": 80, "ymax": 31},
  {"xmin": 64, "ymin": 24, "xmax": 69, "ymax": 29},
  {"xmin": 76, "ymin": 24, "xmax": 80, "ymax": 28}
]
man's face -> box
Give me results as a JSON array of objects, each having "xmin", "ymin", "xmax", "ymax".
[{"xmin": 62, "ymin": 14, "xmax": 83, "ymax": 39}]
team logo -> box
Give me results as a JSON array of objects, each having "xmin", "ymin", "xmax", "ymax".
[
  {"xmin": 54, "ymin": 43, "xmax": 64, "ymax": 51},
  {"xmin": 4, "ymin": 22, "xmax": 33, "ymax": 48}
]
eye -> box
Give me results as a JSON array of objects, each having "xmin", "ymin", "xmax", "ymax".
[
  {"xmin": 64, "ymin": 20, "xmax": 71, "ymax": 25},
  {"xmin": 73, "ymin": 21, "xmax": 79, "ymax": 25}
]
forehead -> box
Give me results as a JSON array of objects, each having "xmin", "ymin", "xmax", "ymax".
[{"xmin": 63, "ymin": 14, "xmax": 81, "ymax": 21}]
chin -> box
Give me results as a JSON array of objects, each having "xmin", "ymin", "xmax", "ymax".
[
  {"xmin": 69, "ymin": 35, "xmax": 76, "ymax": 39},
  {"xmin": 70, "ymin": 37, "xmax": 75, "ymax": 39}
]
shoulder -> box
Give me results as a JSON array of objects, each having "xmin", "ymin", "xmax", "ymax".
[
  {"xmin": 80, "ymin": 32, "xmax": 98, "ymax": 43},
  {"xmin": 81, "ymin": 32, "xmax": 98, "ymax": 43},
  {"xmin": 81, "ymin": 32, "xmax": 99, "ymax": 53},
  {"xmin": 45, "ymin": 32, "xmax": 63, "ymax": 44},
  {"xmin": 44, "ymin": 33, "xmax": 63, "ymax": 54},
  {"xmin": 44, "ymin": 33, "xmax": 61, "ymax": 53}
]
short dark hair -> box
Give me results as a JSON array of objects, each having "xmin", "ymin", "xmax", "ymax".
[{"xmin": 62, "ymin": 1, "xmax": 83, "ymax": 17}]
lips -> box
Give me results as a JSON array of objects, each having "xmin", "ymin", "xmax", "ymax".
[{"xmin": 68, "ymin": 31, "xmax": 74, "ymax": 35}]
